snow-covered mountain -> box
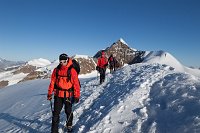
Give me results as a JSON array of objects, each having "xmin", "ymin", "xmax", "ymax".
[
  {"xmin": 0, "ymin": 58, "xmax": 51, "ymax": 88},
  {"xmin": 36, "ymin": 59, "xmax": 59, "ymax": 73},
  {"xmin": 27, "ymin": 58, "xmax": 51, "ymax": 68},
  {"xmin": 0, "ymin": 63, "xmax": 200, "ymax": 132}
]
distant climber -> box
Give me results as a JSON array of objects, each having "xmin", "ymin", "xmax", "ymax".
[
  {"xmin": 108, "ymin": 54, "xmax": 116, "ymax": 73},
  {"xmin": 96, "ymin": 51, "xmax": 108, "ymax": 84}
]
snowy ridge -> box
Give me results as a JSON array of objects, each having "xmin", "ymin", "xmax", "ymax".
[
  {"xmin": 143, "ymin": 51, "xmax": 184, "ymax": 71},
  {"xmin": 28, "ymin": 58, "xmax": 51, "ymax": 68},
  {"xmin": 4, "ymin": 65, "xmax": 21, "ymax": 71},
  {"xmin": 119, "ymin": 38, "xmax": 128, "ymax": 45},
  {"xmin": 131, "ymin": 47, "xmax": 137, "ymax": 51},
  {"xmin": 143, "ymin": 50, "xmax": 200, "ymax": 77},
  {"xmin": 74, "ymin": 64, "xmax": 170, "ymax": 133},
  {"xmin": 1, "ymin": 63, "xmax": 200, "ymax": 132}
]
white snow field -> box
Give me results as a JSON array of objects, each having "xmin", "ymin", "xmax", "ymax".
[
  {"xmin": 0, "ymin": 62, "xmax": 200, "ymax": 133},
  {"xmin": 0, "ymin": 70, "xmax": 28, "ymax": 86}
]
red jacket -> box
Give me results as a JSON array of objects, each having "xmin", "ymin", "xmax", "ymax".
[
  {"xmin": 48, "ymin": 59, "xmax": 80, "ymax": 98},
  {"xmin": 97, "ymin": 57, "xmax": 108, "ymax": 68}
]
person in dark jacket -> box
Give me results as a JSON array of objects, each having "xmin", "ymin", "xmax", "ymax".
[
  {"xmin": 108, "ymin": 54, "xmax": 116, "ymax": 73},
  {"xmin": 96, "ymin": 51, "xmax": 108, "ymax": 84}
]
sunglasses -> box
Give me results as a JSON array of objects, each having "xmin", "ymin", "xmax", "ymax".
[{"xmin": 60, "ymin": 60, "xmax": 68, "ymax": 64}]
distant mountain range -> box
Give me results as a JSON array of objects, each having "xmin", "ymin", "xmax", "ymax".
[
  {"xmin": 1, "ymin": 38, "xmax": 200, "ymax": 89},
  {"xmin": 0, "ymin": 58, "xmax": 25, "ymax": 72}
]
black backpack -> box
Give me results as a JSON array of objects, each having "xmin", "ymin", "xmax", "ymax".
[{"xmin": 68, "ymin": 59, "xmax": 80, "ymax": 79}]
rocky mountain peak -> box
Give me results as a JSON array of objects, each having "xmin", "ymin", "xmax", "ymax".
[{"xmin": 94, "ymin": 38, "xmax": 137, "ymax": 66}]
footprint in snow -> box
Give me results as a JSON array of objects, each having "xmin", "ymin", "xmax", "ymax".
[
  {"xmin": 117, "ymin": 105, "xmax": 125, "ymax": 113},
  {"xmin": 104, "ymin": 115, "xmax": 111, "ymax": 124}
]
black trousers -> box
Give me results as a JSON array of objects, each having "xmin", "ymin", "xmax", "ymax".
[
  {"xmin": 109, "ymin": 62, "xmax": 116, "ymax": 71},
  {"xmin": 99, "ymin": 68, "xmax": 106, "ymax": 84},
  {"xmin": 51, "ymin": 96, "xmax": 73, "ymax": 133}
]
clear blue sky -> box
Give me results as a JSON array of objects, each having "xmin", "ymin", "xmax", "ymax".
[{"xmin": 0, "ymin": 0, "xmax": 199, "ymax": 67}]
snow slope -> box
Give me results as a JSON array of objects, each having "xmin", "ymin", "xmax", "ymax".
[
  {"xmin": 141, "ymin": 72, "xmax": 200, "ymax": 133},
  {"xmin": 1, "ymin": 63, "xmax": 200, "ymax": 133},
  {"xmin": 143, "ymin": 50, "xmax": 200, "ymax": 78}
]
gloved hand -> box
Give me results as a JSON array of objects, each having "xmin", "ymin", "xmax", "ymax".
[
  {"xmin": 96, "ymin": 66, "xmax": 100, "ymax": 71},
  {"xmin": 47, "ymin": 94, "xmax": 52, "ymax": 100},
  {"xmin": 74, "ymin": 97, "xmax": 79, "ymax": 103},
  {"xmin": 104, "ymin": 63, "xmax": 108, "ymax": 67}
]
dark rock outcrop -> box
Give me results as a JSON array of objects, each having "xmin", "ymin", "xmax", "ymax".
[
  {"xmin": 0, "ymin": 80, "xmax": 9, "ymax": 89},
  {"xmin": 13, "ymin": 65, "xmax": 36, "ymax": 74},
  {"xmin": 72, "ymin": 56, "xmax": 96, "ymax": 74},
  {"xmin": 19, "ymin": 71, "xmax": 46, "ymax": 83}
]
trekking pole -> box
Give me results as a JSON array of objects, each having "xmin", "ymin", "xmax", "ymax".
[
  {"xmin": 97, "ymin": 71, "xmax": 99, "ymax": 83},
  {"xmin": 62, "ymin": 113, "xmax": 73, "ymax": 131},
  {"xmin": 50, "ymin": 100, "xmax": 53, "ymax": 114}
]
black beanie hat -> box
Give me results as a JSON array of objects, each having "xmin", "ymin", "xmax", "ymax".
[{"xmin": 59, "ymin": 53, "xmax": 68, "ymax": 60}]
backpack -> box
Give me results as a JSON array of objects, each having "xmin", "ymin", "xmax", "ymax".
[{"xmin": 69, "ymin": 59, "xmax": 80, "ymax": 77}]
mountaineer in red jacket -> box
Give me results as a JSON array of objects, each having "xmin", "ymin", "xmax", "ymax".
[
  {"xmin": 47, "ymin": 53, "xmax": 80, "ymax": 133},
  {"xmin": 96, "ymin": 51, "xmax": 108, "ymax": 84}
]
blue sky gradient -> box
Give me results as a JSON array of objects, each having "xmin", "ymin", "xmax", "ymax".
[{"xmin": 0, "ymin": 0, "xmax": 199, "ymax": 67}]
